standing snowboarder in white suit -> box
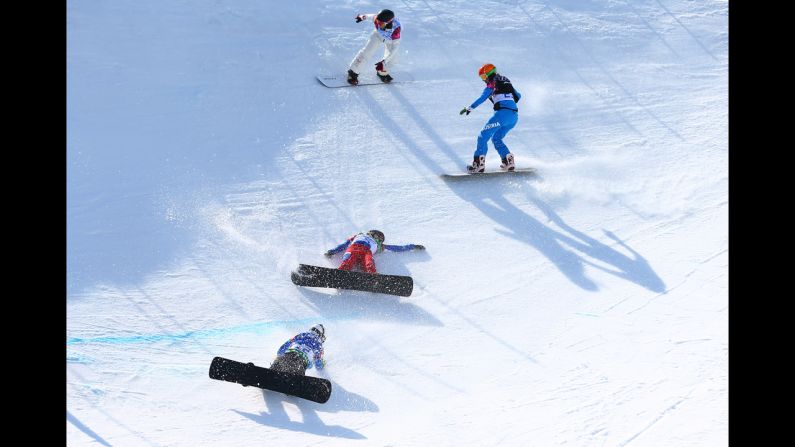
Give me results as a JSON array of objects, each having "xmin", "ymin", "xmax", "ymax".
[{"xmin": 347, "ymin": 9, "xmax": 402, "ymax": 85}]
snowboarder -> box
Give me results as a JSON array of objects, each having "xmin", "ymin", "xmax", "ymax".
[
  {"xmin": 459, "ymin": 63, "xmax": 522, "ymax": 173},
  {"xmin": 271, "ymin": 324, "xmax": 327, "ymax": 376},
  {"xmin": 324, "ymin": 230, "xmax": 424, "ymax": 273},
  {"xmin": 347, "ymin": 9, "xmax": 402, "ymax": 85}
]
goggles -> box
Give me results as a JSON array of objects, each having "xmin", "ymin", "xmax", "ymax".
[
  {"xmin": 375, "ymin": 18, "xmax": 393, "ymax": 30},
  {"xmin": 479, "ymin": 69, "xmax": 496, "ymax": 81}
]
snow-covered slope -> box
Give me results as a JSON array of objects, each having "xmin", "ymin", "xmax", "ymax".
[{"xmin": 67, "ymin": 1, "xmax": 728, "ymax": 445}]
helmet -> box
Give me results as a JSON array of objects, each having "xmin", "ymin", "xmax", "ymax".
[
  {"xmin": 310, "ymin": 324, "xmax": 326, "ymax": 342},
  {"xmin": 478, "ymin": 63, "xmax": 497, "ymax": 81},
  {"xmin": 376, "ymin": 9, "xmax": 395, "ymax": 23},
  {"xmin": 375, "ymin": 9, "xmax": 395, "ymax": 29},
  {"xmin": 367, "ymin": 230, "xmax": 385, "ymax": 244}
]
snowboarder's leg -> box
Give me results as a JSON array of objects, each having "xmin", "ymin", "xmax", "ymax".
[
  {"xmin": 271, "ymin": 351, "xmax": 308, "ymax": 376},
  {"xmin": 491, "ymin": 110, "xmax": 518, "ymax": 159},
  {"xmin": 469, "ymin": 117, "xmax": 499, "ymax": 173},
  {"xmin": 376, "ymin": 40, "xmax": 400, "ymax": 83},
  {"xmin": 363, "ymin": 251, "xmax": 377, "ymax": 273},
  {"xmin": 349, "ymin": 31, "xmax": 382, "ymax": 75},
  {"xmin": 352, "ymin": 245, "xmax": 370, "ymax": 272},
  {"xmin": 339, "ymin": 249, "xmax": 356, "ymax": 270},
  {"xmin": 341, "ymin": 244, "xmax": 369, "ymax": 271},
  {"xmin": 382, "ymin": 39, "xmax": 400, "ymax": 70},
  {"xmin": 475, "ymin": 114, "xmax": 502, "ymax": 157}
]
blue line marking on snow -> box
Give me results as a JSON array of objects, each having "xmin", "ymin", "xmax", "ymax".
[
  {"xmin": 66, "ymin": 318, "xmax": 316, "ymax": 346},
  {"xmin": 66, "ymin": 350, "xmax": 94, "ymax": 364}
]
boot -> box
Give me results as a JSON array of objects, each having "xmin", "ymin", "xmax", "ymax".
[
  {"xmin": 377, "ymin": 72, "xmax": 393, "ymax": 83},
  {"xmin": 467, "ymin": 155, "xmax": 486, "ymax": 173},
  {"xmin": 500, "ymin": 153, "xmax": 515, "ymax": 171},
  {"xmin": 347, "ymin": 69, "xmax": 359, "ymax": 85}
]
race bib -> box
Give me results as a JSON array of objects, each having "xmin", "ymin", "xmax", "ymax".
[{"xmin": 492, "ymin": 93, "xmax": 514, "ymax": 102}]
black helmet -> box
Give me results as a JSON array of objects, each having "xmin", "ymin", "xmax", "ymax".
[
  {"xmin": 367, "ymin": 230, "xmax": 385, "ymax": 244},
  {"xmin": 376, "ymin": 9, "xmax": 395, "ymax": 23},
  {"xmin": 310, "ymin": 324, "xmax": 326, "ymax": 342}
]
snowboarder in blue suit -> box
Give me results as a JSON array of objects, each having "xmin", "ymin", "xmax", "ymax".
[
  {"xmin": 271, "ymin": 324, "xmax": 326, "ymax": 376},
  {"xmin": 460, "ymin": 63, "xmax": 522, "ymax": 173}
]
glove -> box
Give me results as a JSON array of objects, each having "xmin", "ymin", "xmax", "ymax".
[
  {"xmin": 413, "ymin": 244, "xmax": 425, "ymax": 250},
  {"xmin": 355, "ymin": 14, "xmax": 365, "ymax": 23},
  {"xmin": 375, "ymin": 60, "xmax": 385, "ymax": 73},
  {"xmin": 324, "ymin": 250, "xmax": 334, "ymax": 257},
  {"xmin": 459, "ymin": 107, "xmax": 472, "ymax": 116}
]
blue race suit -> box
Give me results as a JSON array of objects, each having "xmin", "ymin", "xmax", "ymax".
[
  {"xmin": 275, "ymin": 331, "xmax": 325, "ymax": 372},
  {"xmin": 469, "ymin": 74, "xmax": 522, "ymax": 158}
]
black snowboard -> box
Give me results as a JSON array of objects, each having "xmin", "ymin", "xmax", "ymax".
[
  {"xmin": 291, "ymin": 263, "xmax": 413, "ymax": 297},
  {"xmin": 209, "ymin": 356, "xmax": 331, "ymax": 403}
]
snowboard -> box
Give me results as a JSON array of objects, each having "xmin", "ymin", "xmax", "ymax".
[
  {"xmin": 441, "ymin": 167, "xmax": 537, "ymax": 179},
  {"xmin": 316, "ymin": 72, "xmax": 415, "ymax": 88},
  {"xmin": 291, "ymin": 263, "xmax": 413, "ymax": 297},
  {"xmin": 209, "ymin": 356, "xmax": 332, "ymax": 403}
]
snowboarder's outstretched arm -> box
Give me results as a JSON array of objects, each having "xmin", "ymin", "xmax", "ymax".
[
  {"xmin": 470, "ymin": 86, "xmax": 496, "ymax": 110},
  {"xmin": 355, "ymin": 13, "xmax": 376, "ymax": 23},
  {"xmin": 276, "ymin": 338, "xmax": 293, "ymax": 356},
  {"xmin": 383, "ymin": 243, "xmax": 425, "ymax": 252},
  {"xmin": 325, "ymin": 237, "xmax": 354, "ymax": 256}
]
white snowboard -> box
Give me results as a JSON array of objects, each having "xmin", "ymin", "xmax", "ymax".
[
  {"xmin": 316, "ymin": 72, "xmax": 415, "ymax": 88},
  {"xmin": 441, "ymin": 168, "xmax": 537, "ymax": 179}
]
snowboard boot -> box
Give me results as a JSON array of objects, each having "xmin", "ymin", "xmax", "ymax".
[
  {"xmin": 467, "ymin": 155, "xmax": 486, "ymax": 174},
  {"xmin": 500, "ymin": 153, "xmax": 515, "ymax": 171},
  {"xmin": 347, "ymin": 69, "xmax": 359, "ymax": 85},
  {"xmin": 377, "ymin": 72, "xmax": 393, "ymax": 83}
]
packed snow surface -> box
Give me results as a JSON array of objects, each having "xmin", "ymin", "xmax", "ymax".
[{"xmin": 68, "ymin": 1, "xmax": 727, "ymax": 445}]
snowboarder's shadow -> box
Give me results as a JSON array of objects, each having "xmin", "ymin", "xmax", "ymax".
[
  {"xmin": 454, "ymin": 180, "xmax": 664, "ymax": 292},
  {"xmin": 353, "ymin": 85, "xmax": 662, "ymax": 292},
  {"xmin": 67, "ymin": 411, "xmax": 113, "ymax": 447},
  {"xmin": 526, "ymin": 197, "xmax": 665, "ymax": 292},
  {"xmin": 231, "ymin": 387, "xmax": 368, "ymax": 439},
  {"xmin": 315, "ymin": 380, "xmax": 379, "ymax": 413}
]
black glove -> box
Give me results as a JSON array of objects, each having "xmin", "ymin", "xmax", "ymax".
[
  {"xmin": 355, "ymin": 14, "xmax": 365, "ymax": 23},
  {"xmin": 324, "ymin": 250, "xmax": 334, "ymax": 257},
  {"xmin": 459, "ymin": 107, "xmax": 472, "ymax": 116},
  {"xmin": 413, "ymin": 244, "xmax": 425, "ymax": 250}
]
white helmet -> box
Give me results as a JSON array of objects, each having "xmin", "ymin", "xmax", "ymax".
[{"xmin": 310, "ymin": 324, "xmax": 326, "ymax": 342}]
